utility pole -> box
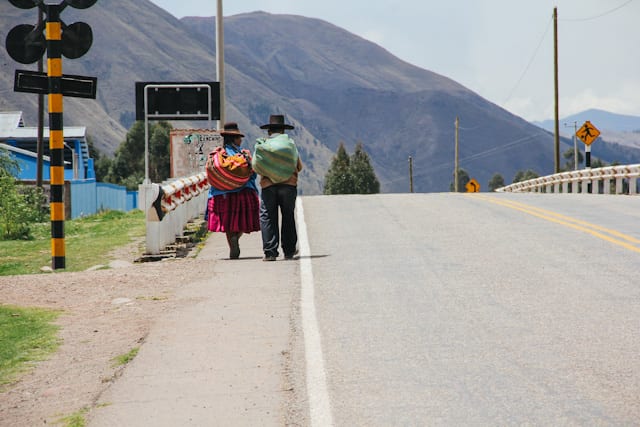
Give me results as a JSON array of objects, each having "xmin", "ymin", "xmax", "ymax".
[
  {"xmin": 408, "ymin": 156, "xmax": 414, "ymax": 193},
  {"xmin": 553, "ymin": 7, "xmax": 560, "ymax": 173},
  {"xmin": 564, "ymin": 121, "xmax": 578, "ymax": 170},
  {"xmin": 216, "ymin": 0, "xmax": 225, "ymax": 128},
  {"xmin": 454, "ymin": 116, "xmax": 459, "ymax": 192}
]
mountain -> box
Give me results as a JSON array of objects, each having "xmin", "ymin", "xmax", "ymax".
[
  {"xmin": 534, "ymin": 109, "xmax": 640, "ymax": 153},
  {"xmin": 1, "ymin": 1, "xmax": 637, "ymax": 194},
  {"xmin": 535, "ymin": 109, "xmax": 640, "ymax": 134}
]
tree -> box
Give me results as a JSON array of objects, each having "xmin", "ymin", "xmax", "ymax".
[
  {"xmin": 0, "ymin": 147, "xmax": 46, "ymax": 240},
  {"xmin": 512, "ymin": 169, "xmax": 539, "ymax": 183},
  {"xmin": 323, "ymin": 142, "xmax": 354, "ymax": 194},
  {"xmin": 350, "ymin": 142, "xmax": 380, "ymax": 194},
  {"xmin": 102, "ymin": 121, "xmax": 172, "ymax": 189},
  {"xmin": 0, "ymin": 146, "xmax": 19, "ymax": 176},
  {"xmin": 488, "ymin": 173, "xmax": 505, "ymax": 192},
  {"xmin": 561, "ymin": 147, "xmax": 584, "ymax": 171},
  {"xmin": 450, "ymin": 168, "xmax": 470, "ymax": 192}
]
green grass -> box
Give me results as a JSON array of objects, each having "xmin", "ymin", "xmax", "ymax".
[
  {"xmin": 0, "ymin": 305, "xmax": 61, "ymax": 388},
  {"xmin": 55, "ymin": 407, "xmax": 88, "ymax": 427},
  {"xmin": 111, "ymin": 347, "xmax": 139, "ymax": 367},
  {"xmin": 0, "ymin": 209, "xmax": 145, "ymax": 276}
]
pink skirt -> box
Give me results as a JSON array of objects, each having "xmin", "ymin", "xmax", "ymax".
[{"xmin": 207, "ymin": 189, "xmax": 260, "ymax": 233}]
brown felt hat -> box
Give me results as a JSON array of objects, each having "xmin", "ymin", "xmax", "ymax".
[
  {"xmin": 259, "ymin": 114, "xmax": 294, "ymax": 130},
  {"xmin": 219, "ymin": 122, "xmax": 244, "ymax": 137}
]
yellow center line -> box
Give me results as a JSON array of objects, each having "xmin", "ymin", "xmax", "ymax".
[{"xmin": 475, "ymin": 195, "xmax": 640, "ymax": 254}]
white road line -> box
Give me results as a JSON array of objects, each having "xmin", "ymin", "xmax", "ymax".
[{"xmin": 296, "ymin": 198, "xmax": 334, "ymax": 427}]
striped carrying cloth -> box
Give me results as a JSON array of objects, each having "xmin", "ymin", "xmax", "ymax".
[
  {"xmin": 206, "ymin": 146, "xmax": 253, "ymax": 191},
  {"xmin": 207, "ymin": 188, "xmax": 260, "ymax": 233},
  {"xmin": 252, "ymin": 134, "xmax": 299, "ymax": 183}
]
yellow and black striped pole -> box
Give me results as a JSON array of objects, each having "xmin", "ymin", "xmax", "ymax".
[{"xmin": 46, "ymin": 5, "xmax": 65, "ymax": 270}]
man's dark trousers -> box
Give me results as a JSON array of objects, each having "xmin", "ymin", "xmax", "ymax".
[{"xmin": 260, "ymin": 184, "xmax": 298, "ymax": 258}]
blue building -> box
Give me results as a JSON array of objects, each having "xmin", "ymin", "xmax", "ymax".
[
  {"xmin": 0, "ymin": 111, "xmax": 94, "ymax": 180},
  {"xmin": 0, "ymin": 111, "xmax": 137, "ymax": 218}
]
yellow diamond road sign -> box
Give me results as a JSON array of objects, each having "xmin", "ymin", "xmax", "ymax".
[
  {"xmin": 576, "ymin": 120, "xmax": 600, "ymax": 146},
  {"xmin": 466, "ymin": 178, "xmax": 480, "ymax": 193}
]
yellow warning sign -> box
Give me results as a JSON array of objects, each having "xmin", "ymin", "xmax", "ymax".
[
  {"xmin": 576, "ymin": 121, "xmax": 600, "ymax": 146},
  {"xmin": 466, "ymin": 178, "xmax": 480, "ymax": 193}
]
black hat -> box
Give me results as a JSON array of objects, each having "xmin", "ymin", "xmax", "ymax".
[
  {"xmin": 219, "ymin": 122, "xmax": 244, "ymax": 137},
  {"xmin": 260, "ymin": 114, "xmax": 294, "ymax": 130}
]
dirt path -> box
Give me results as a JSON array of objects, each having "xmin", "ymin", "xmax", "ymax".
[{"xmin": 0, "ymin": 241, "xmax": 206, "ymax": 426}]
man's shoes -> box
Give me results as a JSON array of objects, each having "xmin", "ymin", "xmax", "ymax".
[
  {"xmin": 263, "ymin": 255, "xmax": 277, "ymax": 262},
  {"xmin": 284, "ymin": 249, "xmax": 299, "ymax": 260},
  {"xmin": 229, "ymin": 234, "xmax": 240, "ymax": 259}
]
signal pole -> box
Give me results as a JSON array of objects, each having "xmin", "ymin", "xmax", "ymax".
[
  {"xmin": 6, "ymin": 0, "xmax": 98, "ymax": 269},
  {"xmin": 46, "ymin": 5, "xmax": 66, "ymax": 269}
]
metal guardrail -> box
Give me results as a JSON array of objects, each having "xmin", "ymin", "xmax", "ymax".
[
  {"xmin": 139, "ymin": 172, "xmax": 209, "ymax": 255},
  {"xmin": 496, "ymin": 164, "xmax": 640, "ymax": 195}
]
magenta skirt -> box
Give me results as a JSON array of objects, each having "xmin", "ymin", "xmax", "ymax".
[{"xmin": 207, "ymin": 188, "xmax": 260, "ymax": 233}]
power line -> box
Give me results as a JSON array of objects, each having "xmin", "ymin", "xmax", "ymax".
[
  {"xmin": 561, "ymin": 0, "xmax": 635, "ymax": 21},
  {"xmin": 379, "ymin": 130, "xmax": 550, "ymax": 186},
  {"xmin": 502, "ymin": 16, "xmax": 553, "ymax": 106}
]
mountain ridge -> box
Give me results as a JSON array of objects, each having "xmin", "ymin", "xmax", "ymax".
[{"xmin": 1, "ymin": 1, "xmax": 638, "ymax": 194}]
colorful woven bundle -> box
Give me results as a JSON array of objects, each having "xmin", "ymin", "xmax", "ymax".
[
  {"xmin": 252, "ymin": 134, "xmax": 299, "ymax": 183},
  {"xmin": 205, "ymin": 146, "xmax": 253, "ymax": 191}
]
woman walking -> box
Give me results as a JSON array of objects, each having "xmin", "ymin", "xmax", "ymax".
[{"xmin": 206, "ymin": 122, "xmax": 260, "ymax": 259}]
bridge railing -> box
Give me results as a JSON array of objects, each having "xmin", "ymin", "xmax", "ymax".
[
  {"xmin": 139, "ymin": 172, "xmax": 209, "ymax": 255},
  {"xmin": 496, "ymin": 164, "xmax": 640, "ymax": 195}
]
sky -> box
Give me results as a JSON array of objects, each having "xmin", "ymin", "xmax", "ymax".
[{"xmin": 149, "ymin": 0, "xmax": 640, "ymax": 123}]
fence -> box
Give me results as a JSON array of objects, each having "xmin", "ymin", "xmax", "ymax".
[
  {"xmin": 496, "ymin": 164, "xmax": 640, "ymax": 195},
  {"xmin": 19, "ymin": 179, "xmax": 137, "ymax": 219},
  {"xmin": 139, "ymin": 172, "xmax": 209, "ymax": 255},
  {"xmin": 70, "ymin": 179, "xmax": 138, "ymax": 218}
]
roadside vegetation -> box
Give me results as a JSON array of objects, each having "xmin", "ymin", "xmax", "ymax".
[
  {"xmin": 0, "ymin": 209, "xmax": 146, "ymax": 276},
  {"xmin": 0, "ymin": 305, "xmax": 61, "ymax": 389}
]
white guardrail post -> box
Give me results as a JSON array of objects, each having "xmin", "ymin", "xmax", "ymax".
[
  {"xmin": 496, "ymin": 164, "xmax": 640, "ymax": 195},
  {"xmin": 139, "ymin": 172, "xmax": 209, "ymax": 255}
]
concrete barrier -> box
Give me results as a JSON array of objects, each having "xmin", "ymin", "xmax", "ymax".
[
  {"xmin": 139, "ymin": 172, "xmax": 209, "ymax": 255},
  {"xmin": 496, "ymin": 164, "xmax": 640, "ymax": 195}
]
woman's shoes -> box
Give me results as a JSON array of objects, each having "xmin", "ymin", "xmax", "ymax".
[{"xmin": 229, "ymin": 234, "xmax": 240, "ymax": 259}]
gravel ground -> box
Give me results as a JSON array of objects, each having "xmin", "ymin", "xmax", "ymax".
[{"xmin": 0, "ymin": 240, "xmax": 203, "ymax": 426}]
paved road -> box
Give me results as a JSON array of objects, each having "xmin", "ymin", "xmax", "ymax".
[
  {"xmin": 89, "ymin": 193, "xmax": 640, "ymax": 426},
  {"xmin": 301, "ymin": 193, "xmax": 640, "ymax": 425}
]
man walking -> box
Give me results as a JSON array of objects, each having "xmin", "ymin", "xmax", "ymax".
[{"xmin": 255, "ymin": 115, "xmax": 303, "ymax": 261}]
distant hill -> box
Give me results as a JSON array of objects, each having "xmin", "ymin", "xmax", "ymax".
[
  {"xmin": 534, "ymin": 109, "xmax": 640, "ymax": 153},
  {"xmin": 1, "ymin": 1, "xmax": 638, "ymax": 193},
  {"xmin": 534, "ymin": 109, "xmax": 640, "ymax": 134}
]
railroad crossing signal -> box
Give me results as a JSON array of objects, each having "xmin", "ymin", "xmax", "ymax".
[
  {"xmin": 466, "ymin": 178, "xmax": 480, "ymax": 193},
  {"xmin": 5, "ymin": 0, "xmax": 98, "ymax": 270},
  {"xmin": 576, "ymin": 121, "xmax": 600, "ymax": 146},
  {"xmin": 6, "ymin": 0, "xmax": 97, "ymax": 64}
]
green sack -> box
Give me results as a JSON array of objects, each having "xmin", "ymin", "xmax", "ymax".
[{"xmin": 252, "ymin": 134, "xmax": 299, "ymax": 183}]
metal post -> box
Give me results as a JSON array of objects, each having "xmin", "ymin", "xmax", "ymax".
[
  {"xmin": 408, "ymin": 156, "xmax": 414, "ymax": 193},
  {"xmin": 144, "ymin": 85, "xmax": 150, "ymax": 184},
  {"xmin": 216, "ymin": 0, "xmax": 225, "ymax": 127},
  {"xmin": 46, "ymin": 4, "xmax": 65, "ymax": 269},
  {"xmin": 37, "ymin": 8, "xmax": 44, "ymax": 188},
  {"xmin": 586, "ymin": 145, "xmax": 592, "ymax": 193},
  {"xmin": 564, "ymin": 121, "xmax": 579, "ymax": 170},
  {"xmin": 143, "ymin": 83, "xmax": 214, "ymax": 185}
]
